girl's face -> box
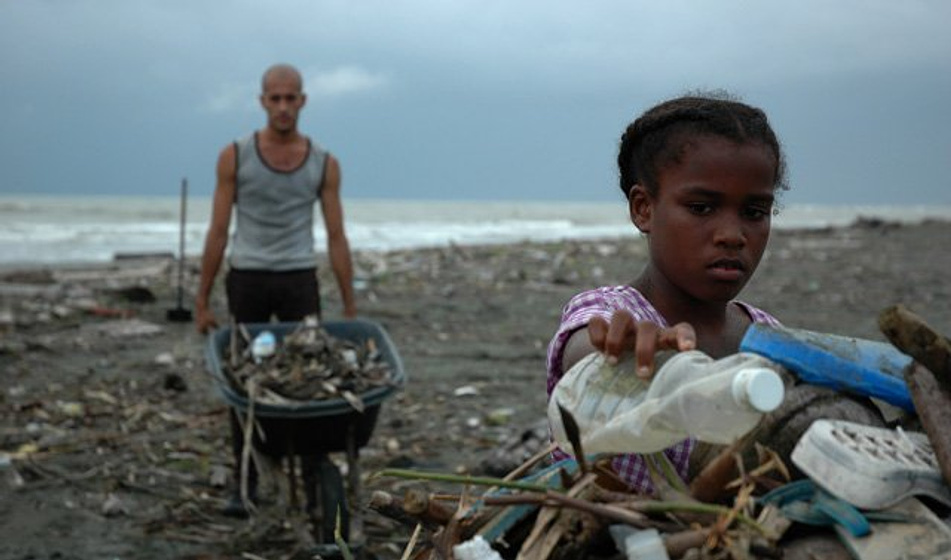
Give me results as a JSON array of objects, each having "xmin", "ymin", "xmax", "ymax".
[{"xmin": 630, "ymin": 135, "xmax": 776, "ymax": 305}]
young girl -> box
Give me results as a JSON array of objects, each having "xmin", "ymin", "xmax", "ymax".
[{"xmin": 546, "ymin": 94, "xmax": 786, "ymax": 493}]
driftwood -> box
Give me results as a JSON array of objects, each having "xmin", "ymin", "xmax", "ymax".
[
  {"xmin": 878, "ymin": 304, "xmax": 951, "ymax": 488},
  {"xmin": 879, "ymin": 304, "xmax": 951, "ymax": 388},
  {"xmin": 369, "ymin": 490, "xmax": 441, "ymax": 530},
  {"xmin": 404, "ymin": 488, "xmax": 456, "ymax": 526},
  {"xmin": 902, "ymin": 361, "xmax": 951, "ymax": 489}
]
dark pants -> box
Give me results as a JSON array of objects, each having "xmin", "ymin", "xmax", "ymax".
[
  {"xmin": 225, "ymin": 268, "xmax": 322, "ymax": 502},
  {"xmin": 225, "ymin": 267, "xmax": 321, "ymax": 323}
]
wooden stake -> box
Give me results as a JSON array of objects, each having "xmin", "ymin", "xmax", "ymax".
[
  {"xmin": 903, "ymin": 361, "xmax": 951, "ymax": 489},
  {"xmin": 879, "ymin": 304, "xmax": 951, "ymax": 387}
]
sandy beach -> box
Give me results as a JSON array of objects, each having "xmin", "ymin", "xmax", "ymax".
[{"xmin": 1, "ymin": 218, "xmax": 950, "ymax": 559}]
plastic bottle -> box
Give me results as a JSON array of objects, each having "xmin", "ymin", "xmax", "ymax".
[
  {"xmin": 453, "ymin": 535, "xmax": 504, "ymax": 560},
  {"xmin": 548, "ymin": 350, "xmax": 786, "ymax": 454},
  {"xmin": 251, "ymin": 330, "xmax": 277, "ymax": 363}
]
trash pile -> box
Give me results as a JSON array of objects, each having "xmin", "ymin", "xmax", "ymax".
[
  {"xmin": 367, "ymin": 304, "xmax": 951, "ymax": 559},
  {"xmin": 221, "ymin": 318, "xmax": 394, "ymax": 410},
  {"xmin": 372, "ymin": 443, "xmax": 797, "ymax": 560}
]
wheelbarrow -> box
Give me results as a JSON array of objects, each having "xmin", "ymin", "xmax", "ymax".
[{"xmin": 205, "ymin": 318, "xmax": 405, "ymax": 553}]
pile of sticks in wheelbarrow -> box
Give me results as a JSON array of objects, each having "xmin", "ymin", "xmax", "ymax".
[{"xmin": 221, "ymin": 317, "xmax": 395, "ymax": 409}]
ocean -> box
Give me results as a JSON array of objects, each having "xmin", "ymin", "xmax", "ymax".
[{"xmin": 1, "ymin": 195, "xmax": 948, "ymax": 267}]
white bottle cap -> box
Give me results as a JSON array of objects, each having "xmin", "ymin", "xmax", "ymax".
[{"xmin": 732, "ymin": 367, "xmax": 784, "ymax": 412}]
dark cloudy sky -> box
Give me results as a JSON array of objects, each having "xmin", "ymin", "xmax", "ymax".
[{"xmin": 2, "ymin": 1, "xmax": 949, "ymax": 204}]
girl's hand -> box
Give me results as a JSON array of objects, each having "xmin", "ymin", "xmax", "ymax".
[{"xmin": 588, "ymin": 311, "xmax": 696, "ymax": 379}]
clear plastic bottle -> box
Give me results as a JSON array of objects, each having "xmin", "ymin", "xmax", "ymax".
[
  {"xmin": 251, "ymin": 330, "xmax": 277, "ymax": 363},
  {"xmin": 549, "ymin": 350, "xmax": 786, "ymax": 454}
]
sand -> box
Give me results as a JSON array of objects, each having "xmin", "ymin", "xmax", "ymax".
[{"xmin": 1, "ymin": 218, "xmax": 949, "ymax": 559}]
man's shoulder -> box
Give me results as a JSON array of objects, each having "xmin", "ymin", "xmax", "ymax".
[
  {"xmin": 233, "ymin": 133, "xmax": 256, "ymax": 151},
  {"xmin": 307, "ymin": 136, "xmax": 329, "ymax": 158}
]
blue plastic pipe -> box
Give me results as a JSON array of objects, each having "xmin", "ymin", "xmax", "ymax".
[{"xmin": 739, "ymin": 324, "xmax": 915, "ymax": 412}]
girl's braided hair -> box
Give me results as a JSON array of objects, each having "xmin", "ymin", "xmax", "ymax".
[{"xmin": 617, "ymin": 93, "xmax": 788, "ymax": 198}]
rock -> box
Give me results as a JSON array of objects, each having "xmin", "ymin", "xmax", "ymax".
[
  {"xmin": 486, "ymin": 407, "xmax": 515, "ymax": 426},
  {"xmin": 478, "ymin": 419, "xmax": 551, "ymax": 477},
  {"xmin": 153, "ymin": 352, "xmax": 175, "ymax": 366},
  {"xmin": 453, "ymin": 385, "xmax": 480, "ymax": 397},
  {"xmin": 163, "ymin": 373, "xmax": 187, "ymax": 392},
  {"xmin": 110, "ymin": 286, "xmax": 156, "ymax": 303},
  {"xmin": 101, "ymin": 493, "xmax": 128, "ymax": 517}
]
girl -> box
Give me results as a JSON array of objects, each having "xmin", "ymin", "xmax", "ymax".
[{"xmin": 546, "ymin": 94, "xmax": 786, "ymax": 493}]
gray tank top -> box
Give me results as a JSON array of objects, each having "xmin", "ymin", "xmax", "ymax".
[{"xmin": 228, "ymin": 133, "xmax": 328, "ymax": 271}]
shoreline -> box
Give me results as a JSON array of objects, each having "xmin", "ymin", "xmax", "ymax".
[
  {"xmin": 2, "ymin": 197, "xmax": 950, "ymax": 270},
  {"xmin": 1, "ymin": 215, "xmax": 947, "ymax": 274}
]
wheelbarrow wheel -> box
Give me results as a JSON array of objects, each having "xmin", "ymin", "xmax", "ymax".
[{"xmin": 304, "ymin": 454, "xmax": 349, "ymax": 543}]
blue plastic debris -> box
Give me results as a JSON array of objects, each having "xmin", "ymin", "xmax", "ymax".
[
  {"xmin": 740, "ymin": 324, "xmax": 914, "ymax": 412},
  {"xmin": 760, "ymin": 479, "xmax": 872, "ymax": 537}
]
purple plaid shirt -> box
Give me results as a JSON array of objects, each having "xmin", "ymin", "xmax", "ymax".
[{"xmin": 546, "ymin": 285, "xmax": 781, "ymax": 494}]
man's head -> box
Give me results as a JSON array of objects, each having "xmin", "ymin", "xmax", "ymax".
[{"xmin": 260, "ymin": 64, "xmax": 306, "ymax": 135}]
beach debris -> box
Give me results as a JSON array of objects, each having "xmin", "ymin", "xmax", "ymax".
[
  {"xmin": 209, "ymin": 464, "xmax": 229, "ymax": 488},
  {"xmin": 609, "ymin": 526, "xmax": 668, "ymax": 560},
  {"xmin": 879, "ymin": 304, "xmax": 951, "ymax": 389},
  {"xmin": 163, "ymin": 372, "xmax": 188, "ymax": 392},
  {"xmin": 833, "ymin": 496, "xmax": 951, "ymax": 560},
  {"xmin": 453, "ymin": 385, "xmax": 480, "ymax": 397},
  {"xmin": 1, "ymin": 223, "xmax": 948, "ymax": 559},
  {"xmin": 902, "ymin": 359, "xmax": 951, "ymax": 488},
  {"xmin": 0, "ymin": 309, "xmax": 14, "ymax": 330},
  {"xmin": 101, "ymin": 492, "xmax": 129, "ymax": 517},
  {"xmin": 371, "ymin": 447, "xmax": 790, "ymax": 560},
  {"xmin": 878, "ymin": 305, "xmax": 951, "ymax": 490},
  {"xmin": 153, "ymin": 351, "xmax": 175, "ymax": 366},
  {"xmin": 0, "ymin": 282, "xmax": 62, "ymax": 299},
  {"xmin": 479, "ymin": 419, "xmax": 552, "ymax": 478},
  {"xmin": 0, "ymin": 338, "xmax": 28, "ymax": 355},
  {"xmin": 109, "ymin": 285, "xmax": 156, "ymax": 303},
  {"xmin": 222, "ymin": 318, "xmax": 394, "ymax": 407},
  {"xmin": 454, "ymin": 535, "xmax": 504, "ymax": 560},
  {"xmin": 368, "ymin": 396, "xmax": 799, "ymax": 560},
  {"xmin": 485, "ymin": 407, "xmax": 514, "ymax": 426},
  {"xmin": 790, "ymin": 419, "xmax": 951, "ymax": 510},
  {"xmin": 80, "ymin": 318, "xmax": 164, "ymax": 338}
]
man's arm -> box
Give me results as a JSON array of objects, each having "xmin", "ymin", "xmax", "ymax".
[
  {"xmin": 195, "ymin": 145, "xmax": 237, "ymax": 333},
  {"xmin": 320, "ymin": 154, "xmax": 357, "ymax": 318}
]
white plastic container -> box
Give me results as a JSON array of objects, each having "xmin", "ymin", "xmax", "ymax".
[
  {"xmin": 453, "ymin": 535, "xmax": 503, "ymax": 560},
  {"xmin": 791, "ymin": 419, "xmax": 951, "ymax": 510},
  {"xmin": 549, "ymin": 350, "xmax": 786, "ymax": 454},
  {"xmin": 609, "ymin": 526, "xmax": 670, "ymax": 560},
  {"xmin": 250, "ymin": 330, "xmax": 277, "ymax": 363}
]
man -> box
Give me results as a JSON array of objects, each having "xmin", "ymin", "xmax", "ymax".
[
  {"xmin": 196, "ymin": 63, "xmax": 356, "ymax": 333},
  {"xmin": 195, "ymin": 63, "xmax": 357, "ymax": 517}
]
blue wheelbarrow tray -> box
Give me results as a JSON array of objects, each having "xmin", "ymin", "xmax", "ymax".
[{"xmin": 205, "ymin": 319, "xmax": 406, "ymax": 457}]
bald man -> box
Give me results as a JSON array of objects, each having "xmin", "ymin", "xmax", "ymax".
[{"xmin": 196, "ymin": 64, "xmax": 357, "ymax": 517}]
